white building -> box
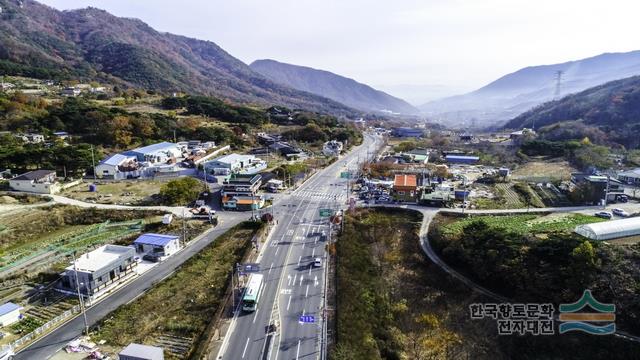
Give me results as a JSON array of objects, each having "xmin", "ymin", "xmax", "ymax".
[
  {"xmin": 133, "ymin": 233, "xmax": 181, "ymax": 260},
  {"xmin": 58, "ymin": 245, "xmax": 137, "ymax": 297},
  {"xmin": 15, "ymin": 133, "xmax": 45, "ymax": 144},
  {"xmin": 323, "ymin": 140, "xmax": 343, "ymax": 157},
  {"xmin": 618, "ymin": 168, "xmax": 640, "ymax": 185},
  {"xmin": 204, "ymin": 154, "xmax": 267, "ymax": 175},
  {"xmin": 95, "ymin": 154, "xmax": 139, "ymax": 178},
  {"xmin": 122, "ymin": 142, "xmax": 182, "ymax": 165},
  {"xmin": 61, "ymin": 87, "xmax": 81, "ymax": 97},
  {"xmin": 0, "ymin": 302, "xmax": 22, "ymax": 327},
  {"xmin": 9, "ymin": 170, "xmax": 60, "ymax": 194}
]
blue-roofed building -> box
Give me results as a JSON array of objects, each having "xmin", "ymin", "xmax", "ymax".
[
  {"xmin": 122, "ymin": 142, "xmax": 182, "ymax": 164},
  {"xmin": 133, "ymin": 233, "xmax": 181, "ymax": 259},
  {"xmin": 445, "ymin": 155, "xmax": 480, "ymax": 164},
  {"xmin": 0, "ymin": 302, "xmax": 22, "ymax": 327}
]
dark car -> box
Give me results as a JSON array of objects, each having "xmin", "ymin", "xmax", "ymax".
[{"xmin": 143, "ymin": 254, "xmax": 161, "ymax": 263}]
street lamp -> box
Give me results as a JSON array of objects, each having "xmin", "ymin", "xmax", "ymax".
[{"xmin": 72, "ymin": 252, "xmax": 89, "ymax": 336}]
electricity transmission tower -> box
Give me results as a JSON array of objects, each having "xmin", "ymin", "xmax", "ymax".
[{"xmin": 554, "ymin": 70, "xmax": 564, "ymax": 100}]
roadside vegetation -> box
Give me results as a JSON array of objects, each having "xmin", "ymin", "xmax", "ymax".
[
  {"xmin": 430, "ymin": 213, "xmax": 640, "ymax": 335},
  {"xmin": 159, "ymin": 177, "xmax": 205, "ymax": 206},
  {"xmin": 94, "ymin": 221, "xmax": 264, "ymax": 359}
]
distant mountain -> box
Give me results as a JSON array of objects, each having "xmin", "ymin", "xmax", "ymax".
[
  {"xmin": 420, "ymin": 51, "xmax": 640, "ymax": 127},
  {"xmin": 250, "ymin": 59, "xmax": 419, "ymax": 115},
  {"xmin": 0, "ymin": 0, "xmax": 355, "ymax": 115},
  {"xmin": 374, "ymin": 84, "xmax": 465, "ymax": 106}
]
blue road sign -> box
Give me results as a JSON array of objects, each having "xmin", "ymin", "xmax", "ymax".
[{"xmin": 299, "ymin": 315, "xmax": 315, "ymax": 323}]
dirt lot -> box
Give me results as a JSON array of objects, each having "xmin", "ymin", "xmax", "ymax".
[
  {"xmin": 512, "ymin": 158, "xmax": 576, "ymax": 180},
  {"xmin": 63, "ymin": 180, "xmax": 164, "ymax": 205}
]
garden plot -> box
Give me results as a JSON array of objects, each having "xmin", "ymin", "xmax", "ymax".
[{"xmin": 62, "ymin": 180, "xmax": 164, "ymax": 205}]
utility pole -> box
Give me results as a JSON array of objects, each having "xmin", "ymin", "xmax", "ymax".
[
  {"xmin": 182, "ymin": 208, "xmax": 187, "ymax": 245},
  {"xmin": 603, "ymin": 175, "xmax": 611, "ymax": 209},
  {"xmin": 173, "ymin": 129, "xmax": 177, "ymax": 143},
  {"xmin": 90, "ymin": 145, "xmax": 96, "ymax": 181},
  {"xmin": 72, "ymin": 252, "xmax": 89, "ymax": 336}
]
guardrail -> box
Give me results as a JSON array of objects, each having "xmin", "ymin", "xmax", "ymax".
[{"xmin": 9, "ymin": 304, "xmax": 81, "ymax": 351}]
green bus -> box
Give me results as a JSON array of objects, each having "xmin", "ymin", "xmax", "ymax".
[{"xmin": 242, "ymin": 273, "xmax": 264, "ymax": 312}]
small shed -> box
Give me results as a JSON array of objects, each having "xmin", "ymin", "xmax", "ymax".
[
  {"xmin": 0, "ymin": 302, "xmax": 22, "ymax": 327},
  {"xmin": 119, "ymin": 343, "xmax": 164, "ymax": 360},
  {"xmin": 133, "ymin": 234, "xmax": 181, "ymax": 258}
]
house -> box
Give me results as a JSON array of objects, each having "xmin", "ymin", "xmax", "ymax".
[
  {"xmin": 445, "ymin": 155, "xmax": 480, "ymax": 164},
  {"xmin": 204, "ymin": 154, "xmax": 267, "ymax": 175},
  {"xmin": 618, "ymin": 168, "xmax": 640, "ymax": 185},
  {"xmin": 509, "ymin": 128, "xmax": 536, "ymax": 144},
  {"xmin": 15, "ymin": 133, "xmax": 45, "ymax": 144},
  {"xmin": 392, "ymin": 174, "xmax": 418, "ymax": 202},
  {"xmin": 578, "ymin": 175, "xmax": 625, "ymax": 204},
  {"xmin": 58, "ymin": 245, "xmax": 136, "ymax": 297},
  {"xmin": 133, "ymin": 234, "xmax": 181, "ymax": 259},
  {"xmin": 392, "ymin": 127, "xmax": 424, "ymax": 138},
  {"xmin": 221, "ymin": 174, "xmax": 264, "ymax": 211},
  {"xmin": 402, "ymin": 149, "xmax": 430, "ymax": 164},
  {"xmin": 119, "ymin": 343, "xmax": 164, "ymax": 360},
  {"xmin": 459, "ymin": 133, "xmax": 474, "ymax": 141},
  {"xmin": 323, "ymin": 140, "xmax": 343, "ymax": 157},
  {"xmin": 9, "ymin": 170, "xmax": 60, "ymax": 194},
  {"xmin": 123, "ymin": 142, "xmax": 182, "ymax": 165},
  {"xmin": 53, "ymin": 131, "xmax": 70, "ymax": 140},
  {"xmin": 96, "ymin": 154, "xmax": 139, "ymax": 178},
  {"xmin": 0, "ymin": 302, "xmax": 22, "ymax": 327},
  {"xmin": 60, "ymin": 87, "xmax": 81, "ymax": 97}
]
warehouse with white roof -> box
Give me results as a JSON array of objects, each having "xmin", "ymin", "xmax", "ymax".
[{"xmin": 574, "ymin": 217, "xmax": 640, "ymax": 241}]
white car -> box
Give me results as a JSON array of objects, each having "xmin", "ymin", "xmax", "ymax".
[
  {"xmin": 612, "ymin": 208, "xmax": 630, "ymax": 217},
  {"xmin": 313, "ymin": 257, "xmax": 322, "ymax": 267}
]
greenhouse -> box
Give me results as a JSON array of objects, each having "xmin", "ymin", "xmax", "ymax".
[{"xmin": 574, "ymin": 217, "xmax": 640, "ymax": 241}]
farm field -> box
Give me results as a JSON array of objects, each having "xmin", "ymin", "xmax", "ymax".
[
  {"xmin": 62, "ymin": 180, "xmax": 164, "ymax": 205},
  {"xmin": 439, "ymin": 212, "xmax": 606, "ymax": 238},
  {"xmin": 512, "ymin": 159, "xmax": 576, "ymax": 181}
]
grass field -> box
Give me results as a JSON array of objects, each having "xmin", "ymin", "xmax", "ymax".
[
  {"xmin": 512, "ymin": 159, "xmax": 576, "ymax": 180},
  {"xmin": 63, "ymin": 180, "xmax": 164, "ymax": 205},
  {"xmin": 440, "ymin": 213, "xmax": 606, "ymax": 238},
  {"xmin": 94, "ymin": 221, "xmax": 264, "ymax": 359}
]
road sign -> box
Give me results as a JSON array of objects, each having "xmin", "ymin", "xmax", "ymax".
[
  {"xmin": 340, "ymin": 171, "xmax": 351, "ymax": 179},
  {"xmin": 319, "ymin": 209, "xmax": 333, "ymax": 217},
  {"xmin": 299, "ymin": 315, "xmax": 315, "ymax": 323}
]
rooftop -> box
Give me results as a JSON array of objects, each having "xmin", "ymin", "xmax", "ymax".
[
  {"xmin": 212, "ymin": 153, "xmax": 255, "ymax": 165},
  {"xmin": 127, "ymin": 142, "xmax": 178, "ymax": 155},
  {"xmin": 119, "ymin": 343, "xmax": 164, "ymax": 360},
  {"xmin": 134, "ymin": 233, "xmax": 179, "ymax": 247},
  {"xmin": 12, "ymin": 169, "xmax": 56, "ymax": 181},
  {"xmin": 394, "ymin": 174, "xmax": 417, "ymax": 187},
  {"xmin": 66, "ymin": 245, "xmax": 133, "ymax": 273},
  {"xmin": 101, "ymin": 154, "xmax": 136, "ymax": 166},
  {"xmin": 0, "ymin": 302, "xmax": 20, "ymax": 316}
]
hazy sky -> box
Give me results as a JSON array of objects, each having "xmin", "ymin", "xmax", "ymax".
[{"xmin": 39, "ymin": 0, "xmax": 640, "ymax": 98}]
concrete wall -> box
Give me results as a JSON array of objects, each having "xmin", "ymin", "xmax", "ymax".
[{"xmin": 9, "ymin": 180, "xmax": 61, "ymax": 194}]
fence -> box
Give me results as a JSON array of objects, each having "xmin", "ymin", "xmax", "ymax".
[{"xmin": 10, "ymin": 304, "xmax": 81, "ymax": 351}]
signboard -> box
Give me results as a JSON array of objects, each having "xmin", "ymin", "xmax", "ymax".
[
  {"xmin": 319, "ymin": 209, "xmax": 333, "ymax": 217},
  {"xmin": 340, "ymin": 172, "xmax": 351, "ymax": 179},
  {"xmin": 299, "ymin": 315, "xmax": 315, "ymax": 323}
]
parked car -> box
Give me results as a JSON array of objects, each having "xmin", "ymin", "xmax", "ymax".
[
  {"xmin": 143, "ymin": 253, "xmax": 161, "ymax": 263},
  {"xmin": 313, "ymin": 257, "xmax": 322, "ymax": 267},
  {"xmin": 612, "ymin": 208, "xmax": 630, "ymax": 217},
  {"xmin": 595, "ymin": 211, "xmax": 613, "ymax": 219}
]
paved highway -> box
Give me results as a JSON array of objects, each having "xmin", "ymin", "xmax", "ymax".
[{"xmin": 219, "ymin": 133, "xmax": 382, "ymax": 360}]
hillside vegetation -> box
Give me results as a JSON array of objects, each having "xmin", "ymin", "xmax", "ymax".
[{"xmin": 0, "ymin": 0, "xmax": 355, "ymax": 115}]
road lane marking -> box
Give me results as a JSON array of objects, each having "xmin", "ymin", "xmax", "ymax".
[
  {"xmin": 281, "ymin": 288, "xmax": 291, "ymax": 294},
  {"xmin": 312, "ymin": 249, "xmax": 315, "ymax": 257},
  {"xmin": 275, "ymin": 247, "xmax": 279, "ymax": 255},
  {"xmin": 297, "ymin": 256, "xmax": 301, "ymax": 266},
  {"xmin": 305, "ymin": 285, "xmax": 309, "ymax": 298},
  {"xmin": 308, "ymin": 266, "xmax": 312, "ymax": 275},
  {"xmin": 293, "ymin": 274, "xmax": 297, "ymax": 286},
  {"xmin": 287, "ymin": 295, "xmax": 292, "ymax": 311},
  {"xmin": 253, "ymin": 308, "xmax": 260, "ymax": 323},
  {"xmin": 300, "ymin": 275, "xmax": 303, "ymax": 286},
  {"xmin": 269, "ymin": 262, "xmax": 273, "ymax": 274},
  {"xmin": 242, "ymin": 337, "xmax": 250, "ymax": 358},
  {"xmin": 296, "ymin": 339, "xmax": 301, "ymax": 360},
  {"xmin": 314, "ymin": 276, "xmax": 318, "ymax": 287}
]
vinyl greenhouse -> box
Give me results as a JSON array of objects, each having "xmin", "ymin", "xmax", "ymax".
[{"xmin": 574, "ymin": 217, "xmax": 640, "ymax": 241}]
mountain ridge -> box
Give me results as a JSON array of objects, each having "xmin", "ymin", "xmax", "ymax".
[
  {"xmin": 0, "ymin": 0, "xmax": 357, "ymax": 115},
  {"xmin": 420, "ymin": 50, "xmax": 640, "ymax": 127},
  {"xmin": 250, "ymin": 59, "xmax": 419, "ymax": 115}
]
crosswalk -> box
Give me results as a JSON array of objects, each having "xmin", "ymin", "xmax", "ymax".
[{"xmin": 292, "ymin": 190, "xmax": 347, "ymax": 201}]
